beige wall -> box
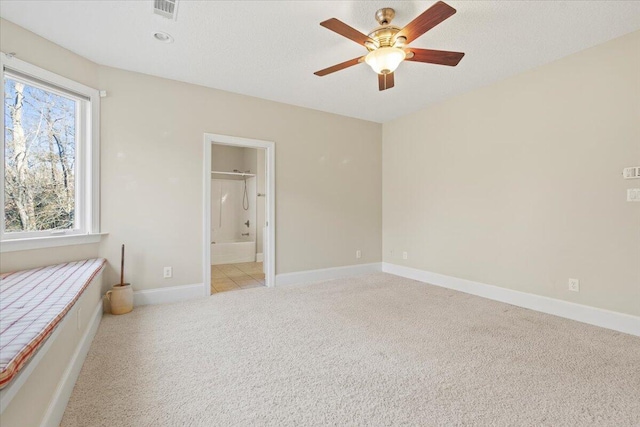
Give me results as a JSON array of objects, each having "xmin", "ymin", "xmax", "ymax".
[
  {"xmin": 211, "ymin": 144, "xmax": 246, "ymax": 172},
  {"xmin": 242, "ymin": 146, "xmax": 258, "ymax": 175},
  {"xmin": 383, "ymin": 30, "xmax": 640, "ymax": 316},
  {"xmin": 98, "ymin": 66, "xmax": 382, "ymax": 289},
  {"xmin": 0, "ymin": 244, "xmax": 100, "ymax": 273}
]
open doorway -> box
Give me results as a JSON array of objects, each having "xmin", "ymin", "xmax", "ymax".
[{"xmin": 203, "ymin": 134, "xmax": 275, "ymax": 296}]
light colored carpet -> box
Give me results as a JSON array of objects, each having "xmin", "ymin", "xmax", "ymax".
[{"xmin": 61, "ymin": 273, "xmax": 640, "ymax": 426}]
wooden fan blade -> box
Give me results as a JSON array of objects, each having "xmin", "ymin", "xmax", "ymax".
[
  {"xmin": 405, "ymin": 48, "xmax": 465, "ymax": 66},
  {"xmin": 396, "ymin": 1, "xmax": 456, "ymax": 44},
  {"xmin": 320, "ymin": 18, "xmax": 375, "ymax": 47},
  {"xmin": 314, "ymin": 57, "xmax": 363, "ymax": 76},
  {"xmin": 378, "ymin": 72, "xmax": 395, "ymax": 91}
]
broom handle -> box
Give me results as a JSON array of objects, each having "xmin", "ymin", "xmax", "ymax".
[{"xmin": 120, "ymin": 244, "xmax": 125, "ymax": 286}]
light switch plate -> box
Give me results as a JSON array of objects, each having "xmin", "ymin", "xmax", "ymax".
[
  {"xmin": 627, "ymin": 188, "xmax": 640, "ymax": 202},
  {"xmin": 623, "ymin": 166, "xmax": 640, "ymax": 179}
]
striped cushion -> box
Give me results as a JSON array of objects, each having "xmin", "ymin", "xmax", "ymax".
[{"xmin": 0, "ymin": 258, "xmax": 106, "ymax": 389}]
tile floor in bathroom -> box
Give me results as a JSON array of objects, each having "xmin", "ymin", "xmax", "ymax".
[{"xmin": 211, "ymin": 262, "xmax": 265, "ymax": 294}]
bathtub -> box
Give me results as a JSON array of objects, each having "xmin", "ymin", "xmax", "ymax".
[{"xmin": 211, "ymin": 239, "xmax": 256, "ymax": 265}]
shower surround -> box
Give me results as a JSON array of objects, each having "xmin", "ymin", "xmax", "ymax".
[{"xmin": 211, "ymin": 177, "xmax": 257, "ymax": 264}]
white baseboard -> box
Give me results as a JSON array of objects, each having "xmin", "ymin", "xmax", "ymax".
[
  {"xmin": 382, "ymin": 262, "xmax": 640, "ymax": 337},
  {"xmin": 256, "ymin": 252, "xmax": 264, "ymax": 262},
  {"xmin": 40, "ymin": 301, "xmax": 103, "ymax": 427},
  {"xmin": 276, "ymin": 263, "xmax": 382, "ymax": 286},
  {"xmin": 133, "ymin": 283, "xmax": 205, "ymax": 306}
]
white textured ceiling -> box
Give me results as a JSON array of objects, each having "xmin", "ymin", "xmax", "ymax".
[{"xmin": 1, "ymin": 1, "xmax": 639, "ymax": 123}]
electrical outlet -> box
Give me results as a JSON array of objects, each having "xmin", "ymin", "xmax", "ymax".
[
  {"xmin": 356, "ymin": 250, "xmax": 362, "ymax": 259},
  {"xmin": 568, "ymin": 278, "xmax": 580, "ymax": 292},
  {"xmin": 163, "ymin": 267, "xmax": 172, "ymax": 278},
  {"xmin": 77, "ymin": 308, "xmax": 82, "ymax": 331},
  {"xmin": 402, "ymin": 251, "xmax": 408, "ymax": 260}
]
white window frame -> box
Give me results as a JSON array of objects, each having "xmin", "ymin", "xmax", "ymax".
[{"xmin": 0, "ymin": 53, "xmax": 101, "ymax": 252}]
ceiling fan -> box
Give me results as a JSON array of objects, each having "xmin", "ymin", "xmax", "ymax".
[{"xmin": 314, "ymin": 1, "xmax": 464, "ymax": 91}]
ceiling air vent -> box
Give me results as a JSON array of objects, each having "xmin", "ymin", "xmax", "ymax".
[{"xmin": 154, "ymin": 0, "xmax": 178, "ymax": 20}]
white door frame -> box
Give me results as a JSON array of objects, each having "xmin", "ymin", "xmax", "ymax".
[{"xmin": 203, "ymin": 133, "xmax": 276, "ymax": 295}]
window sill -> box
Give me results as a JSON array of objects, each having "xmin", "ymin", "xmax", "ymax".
[{"xmin": 0, "ymin": 233, "xmax": 108, "ymax": 253}]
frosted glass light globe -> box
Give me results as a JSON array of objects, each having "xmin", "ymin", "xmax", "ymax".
[{"xmin": 365, "ymin": 47, "xmax": 406, "ymax": 74}]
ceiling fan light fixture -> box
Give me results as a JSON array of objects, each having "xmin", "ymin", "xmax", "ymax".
[
  {"xmin": 365, "ymin": 46, "xmax": 406, "ymax": 74},
  {"xmin": 314, "ymin": 1, "xmax": 463, "ymax": 91}
]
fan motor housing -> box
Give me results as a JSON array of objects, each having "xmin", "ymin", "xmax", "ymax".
[
  {"xmin": 367, "ymin": 8, "xmax": 402, "ymax": 50},
  {"xmin": 367, "ymin": 25, "xmax": 402, "ymax": 50}
]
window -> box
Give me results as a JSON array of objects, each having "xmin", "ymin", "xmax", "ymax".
[{"xmin": 1, "ymin": 53, "xmax": 100, "ymax": 251}]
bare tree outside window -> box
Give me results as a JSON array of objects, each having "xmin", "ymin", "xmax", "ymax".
[{"xmin": 4, "ymin": 77, "xmax": 77, "ymax": 232}]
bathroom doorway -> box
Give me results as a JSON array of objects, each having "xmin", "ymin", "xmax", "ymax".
[{"xmin": 203, "ymin": 134, "xmax": 275, "ymax": 296}]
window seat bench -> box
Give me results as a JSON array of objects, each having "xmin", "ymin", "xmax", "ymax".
[{"xmin": 0, "ymin": 258, "xmax": 106, "ymax": 391}]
